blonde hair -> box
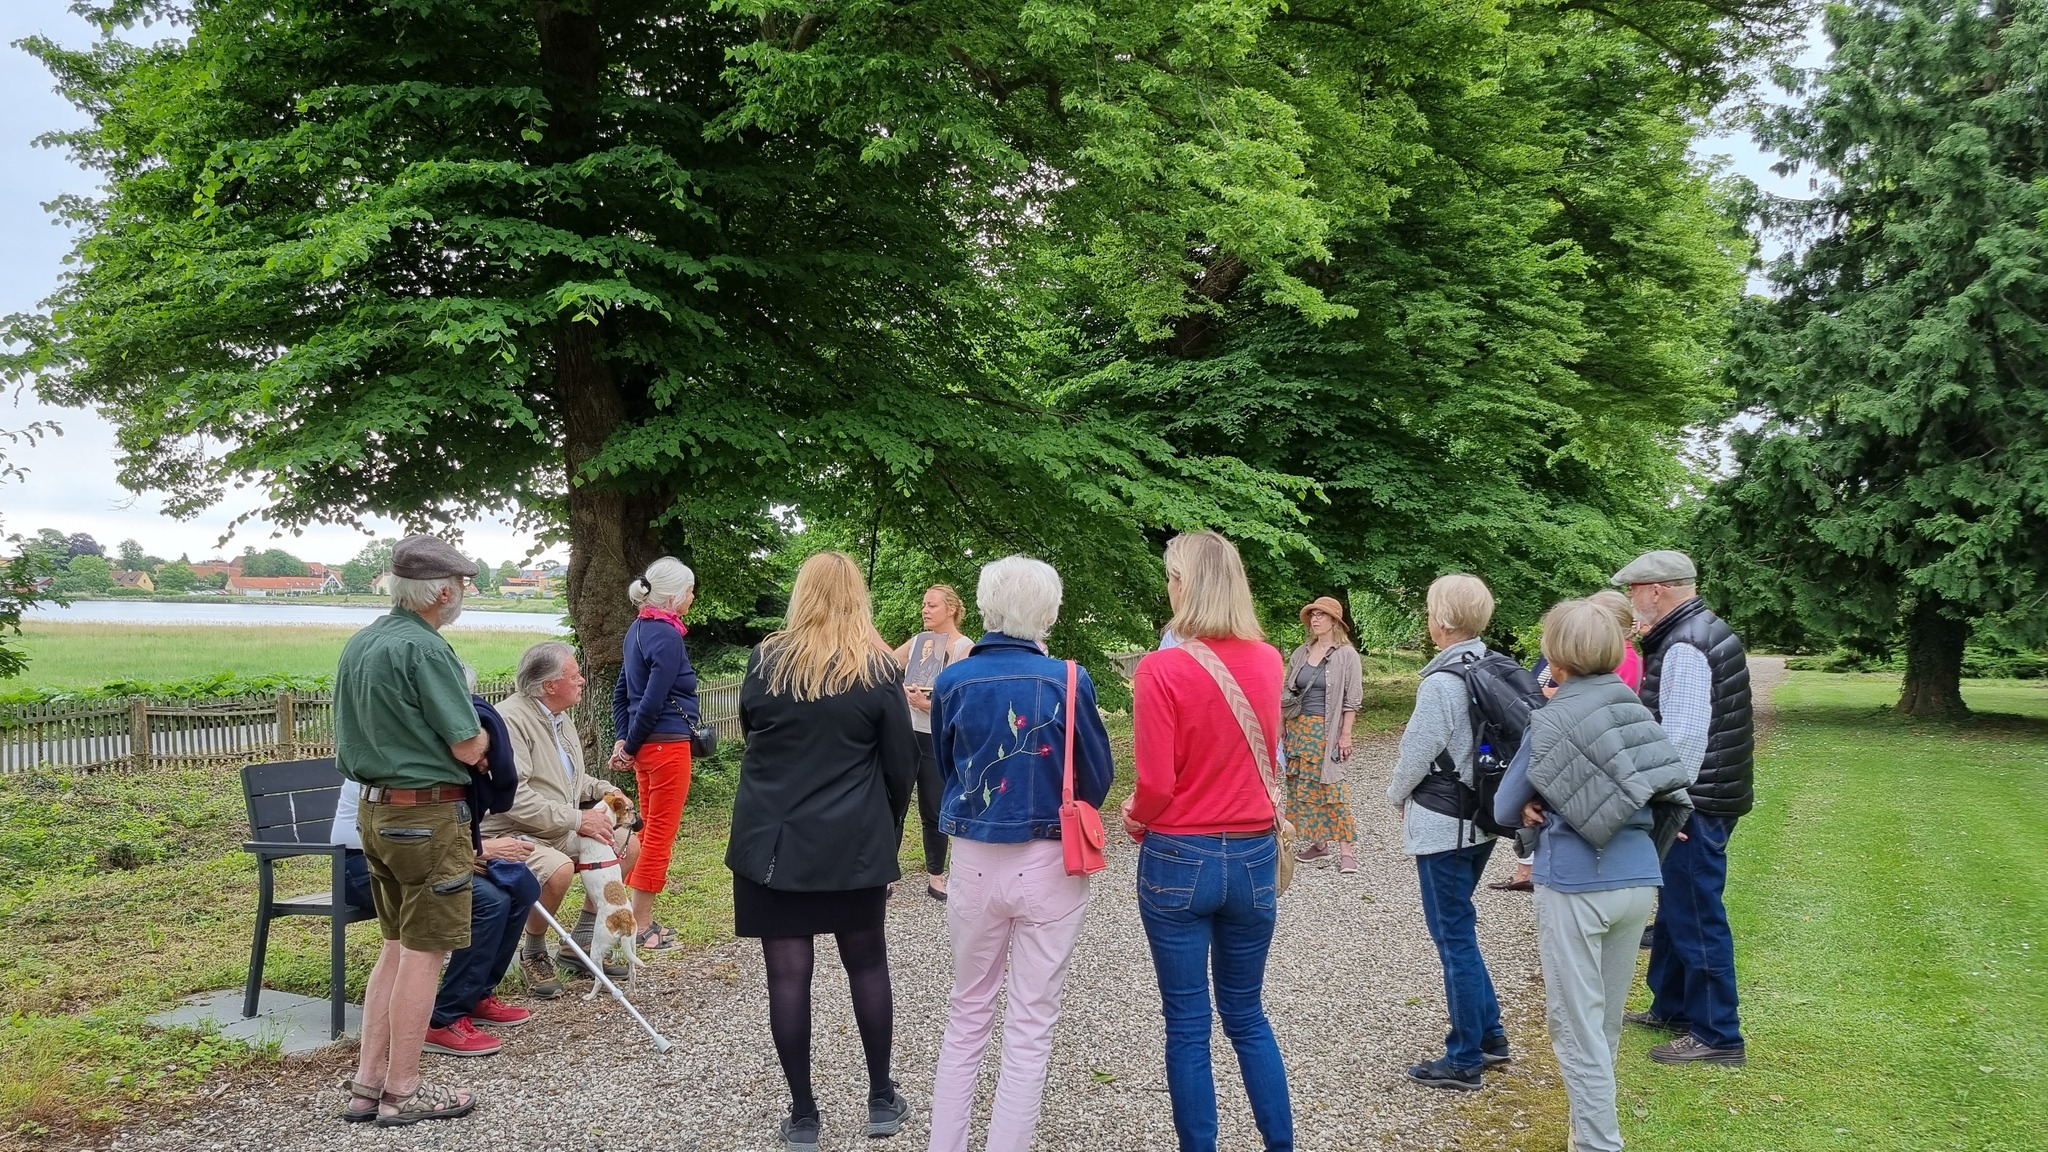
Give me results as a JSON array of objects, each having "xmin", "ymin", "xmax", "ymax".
[
  {"xmin": 760, "ymin": 552, "xmax": 894, "ymax": 701},
  {"xmin": 1426, "ymin": 573, "xmax": 1495, "ymax": 639},
  {"xmin": 1164, "ymin": 532, "xmax": 1263, "ymax": 642},
  {"xmin": 629, "ymin": 557, "xmax": 695, "ymax": 612},
  {"xmin": 1541, "ymin": 598, "xmax": 1625, "ymax": 678},
  {"xmin": 926, "ymin": 584, "xmax": 966, "ymax": 629},
  {"xmin": 1587, "ymin": 588, "xmax": 1635, "ymax": 636}
]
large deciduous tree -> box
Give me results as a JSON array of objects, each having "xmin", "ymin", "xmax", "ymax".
[
  {"xmin": 4, "ymin": 0, "xmax": 1312, "ymax": 683},
  {"xmin": 1699, "ymin": 0, "xmax": 2048, "ymax": 718}
]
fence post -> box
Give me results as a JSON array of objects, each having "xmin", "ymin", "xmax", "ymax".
[
  {"xmin": 129, "ymin": 697, "xmax": 150, "ymax": 773},
  {"xmin": 277, "ymin": 693, "xmax": 298, "ymax": 759}
]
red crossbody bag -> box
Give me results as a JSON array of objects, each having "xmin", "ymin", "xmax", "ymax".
[{"xmin": 1058, "ymin": 659, "xmax": 1108, "ymax": 876}]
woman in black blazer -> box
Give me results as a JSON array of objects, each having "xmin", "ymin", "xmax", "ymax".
[{"xmin": 727, "ymin": 550, "xmax": 918, "ymax": 1152}]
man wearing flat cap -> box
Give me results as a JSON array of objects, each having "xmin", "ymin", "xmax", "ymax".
[
  {"xmin": 333, "ymin": 534, "xmax": 488, "ymax": 1125},
  {"xmin": 1611, "ymin": 548, "xmax": 1753, "ymax": 1067}
]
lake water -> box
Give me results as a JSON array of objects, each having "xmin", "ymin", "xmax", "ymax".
[{"xmin": 24, "ymin": 599, "xmax": 570, "ymax": 634}]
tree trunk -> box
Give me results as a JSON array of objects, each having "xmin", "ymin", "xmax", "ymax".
[
  {"xmin": 535, "ymin": 0, "xmax": 666, "ymax": 754},
  {"xmin": 1896, "ymin": 599, "xmax": 1971, "ymax": 720}
]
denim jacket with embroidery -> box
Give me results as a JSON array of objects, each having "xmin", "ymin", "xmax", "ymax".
[{"xmin": 930, "ymin": 632, "xmax": 1116, "ymax": 843}]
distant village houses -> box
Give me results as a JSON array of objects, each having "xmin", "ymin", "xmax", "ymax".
[
  {"xmin": 226, "ymin": 574, "xmax": 343, "ymax": 597},
  {"xmin": 111, "ymin": 569, "xmax": 155, "ymax": 592}
]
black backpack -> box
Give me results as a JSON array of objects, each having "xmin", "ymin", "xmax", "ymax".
[{"xmin": 1410, "ymin": 650, "xmax": 1546, "ymax": 838}]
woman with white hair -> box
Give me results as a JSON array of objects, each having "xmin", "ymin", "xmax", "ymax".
[
  {"xmin": 1387, "ymin": 573, "xmax": 1513, "ymax": 1091},
  {"xmin": 607, "ymin": 556, "xmax": 699, "ymax": 954},
  {"xmin": 926, "ymin": 555, "xmax": 1115, "ymax": 1152}
]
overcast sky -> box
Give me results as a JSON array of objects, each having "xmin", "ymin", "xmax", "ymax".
[{"xmin": 1, "ymin": 1, "xmax": 1824, "ymax": 567}]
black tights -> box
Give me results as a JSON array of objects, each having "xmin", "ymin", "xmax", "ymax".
[{"xmin": 762, "ymin": 929, "xmax": 894, "ymax": 1119}]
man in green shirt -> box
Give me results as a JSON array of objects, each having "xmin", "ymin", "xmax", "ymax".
[{"xmin": 337, "ymin": 535, "xmax": 488, "ymax": 1128}]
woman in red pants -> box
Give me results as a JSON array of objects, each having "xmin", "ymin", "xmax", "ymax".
[{"xmin": 609, "ymin": 555, "xmax": 699, "ymax": 953}]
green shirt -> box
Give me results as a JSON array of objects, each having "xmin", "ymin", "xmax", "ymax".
[{"xmin": 333, "ymin": 608, "xmax": 480, "ymax": 788}]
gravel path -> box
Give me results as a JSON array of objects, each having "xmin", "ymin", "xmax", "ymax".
[{"xmin": 108, "ymin": 725, "xmax": 1551, "ymax": 1152}]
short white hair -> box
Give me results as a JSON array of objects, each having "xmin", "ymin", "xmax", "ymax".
[
  {"xmin": 391, "ymin": 574, "xmax": 464, "ymax": 615},
  {"xmin": 628, "ymin": 556, "xmax": 696, "ymax": 612},
  {"xmin": 977, "ymin": 555, "xmax": 1061, "ymax": 643},
  {"xmin": 515, "ymin": 641, "xmax": 577, "ymax": 698}
]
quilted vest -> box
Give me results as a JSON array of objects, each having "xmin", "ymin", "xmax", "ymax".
[
  {"xmin": 1525, "ymin": 673, "xmax": 1694, "ymax": 852},
  {"xmin": 1638, "ymin": 597, "xmax": 1754, "ymax": 818}
]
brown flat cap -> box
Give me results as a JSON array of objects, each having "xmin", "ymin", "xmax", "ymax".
[{"xmin": 390, "ymin": 534, "xmax": 478, "ymax": 580}]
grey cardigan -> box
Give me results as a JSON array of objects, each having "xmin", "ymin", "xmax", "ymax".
[
  {"xmin": 1284, "ymin": 642, "xmax": 1365, "ymax": 782},
  {"xmin": 1388, "ymin": 638, "xmax": 1495, "ymax": 855},
  {"xmin": 1525, "ymin": 673, "xmax": 1694, "ymax": 855}
]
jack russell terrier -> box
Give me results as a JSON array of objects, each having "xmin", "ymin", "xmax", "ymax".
[{"xmin": 572, "ymin": 791, "xmax": 647, "ymax": 997}]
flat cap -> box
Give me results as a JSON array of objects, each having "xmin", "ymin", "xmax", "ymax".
[
  {"xmin": 390, "ymin": 534, "xmax": 478, "ymax": 580},
  {"xmin": 1610, "ymin": 549, "xmax": 1697, "ymax": 586}
]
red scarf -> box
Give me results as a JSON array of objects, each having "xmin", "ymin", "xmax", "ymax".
[{"xmin": 638, "ymin": 606, "xmax": 688, "ymax": 636}]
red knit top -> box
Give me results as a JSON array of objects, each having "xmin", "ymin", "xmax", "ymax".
[{"xmin": 1128, "ymin": 638, "xmax": 1283, "ymax": 836}]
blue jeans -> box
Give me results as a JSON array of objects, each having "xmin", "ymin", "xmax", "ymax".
[
  {"xmin": 1414, "ymin": 840, "xmax": 1504, "ymax": 1070},
  {"xmin": 1137, "ymin": 833, "xmax": 1293, "ymax": 1152},
  {"xmin": 1647, "ymin": 813, "xmax": 1743, "ymax": 1049},
  {"xmin": 345, "ymin": 852, "xmax": 539, "ymax": 1027}
]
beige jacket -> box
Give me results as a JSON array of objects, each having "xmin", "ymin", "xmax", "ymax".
[
  {"xmin": 1285, "ymin": 642, "xmax": 1364, "ymax": 783},
  {"xmin": 482, "ymin": 692, "xmax": 614, "ymax": 850}
]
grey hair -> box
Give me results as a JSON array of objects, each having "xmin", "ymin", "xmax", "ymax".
[
  {"xmin": 628, "ymin": 556, "xmax": 696, "ymax": 612},
  {"xmin": 390, "ymin": 573, "xmax": 464, "ymax": 615},
  {"xmin": 515, "ymin": 640, "xmax": 577, "ymax": 698},
  {"xmin": 977, "ymin": 555, "xmax": 1062, "ymax": 643}
]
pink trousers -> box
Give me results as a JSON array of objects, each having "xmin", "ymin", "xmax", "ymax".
[{"xmin": 928, "ymin": 837, "xmax": 1091, "ymax": 1152}]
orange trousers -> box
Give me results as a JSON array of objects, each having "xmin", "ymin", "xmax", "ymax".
[{"xmin": 628, "ymin": 739, "xmax": 691, "ymax": 894}]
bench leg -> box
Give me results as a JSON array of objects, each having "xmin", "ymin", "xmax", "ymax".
[
  {"xmin": 331, "ymin": 913, "xmax": 349, "ymax": 1039},
  {"xmin": 244, "ymin": 863, "xmax": 274, "ymax": 1019}
]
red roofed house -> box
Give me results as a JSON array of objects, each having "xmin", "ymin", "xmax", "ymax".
[{"xmin": 228, "ymin": 574, "xmax": 343, "ymax": 597}]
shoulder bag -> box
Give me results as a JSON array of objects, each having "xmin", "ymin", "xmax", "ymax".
[
  {"xmin": 1179, "ymin": 640, "xmax": 1297, "ymax": 895},
  {"xmin": 1058, "ymin": 660, "xmax": 1108, "ymax": 876}
]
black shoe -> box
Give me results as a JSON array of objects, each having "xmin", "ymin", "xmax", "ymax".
[
  {"xmin": 1405, "ymin": 1057, "xmax": 1483, "ymax": 1091},
  {"xmin": 1649, "ymin": 1035, "xmax": 1747, "ymax": 1067},
  {"xmin": 1641, "ymin": 923, "xmax": 1655, "ymax": 949},
  {"xmin": 1481, "ymin": 1036, "xmax": 1511, "ymax": 1068},
  {"xmin": 779, "ymin": 1112, "xmax": 821, "ymax": 1152},
  {"xmin": 868, "ymin": 1082, "xmax": 911, "ymax": 1136},
  {"xmin": 1624, "ymin": 1010, "xmax": 1687, "ymax": 1033}
]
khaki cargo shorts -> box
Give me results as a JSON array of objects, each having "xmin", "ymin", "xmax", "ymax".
[
  {"xmin": 359, "ymin": 799, "xmax": 474, "ymax": 952},
  {"xmin": 523, "ymin": 840, "xmax": 574, "ymax": 885}
]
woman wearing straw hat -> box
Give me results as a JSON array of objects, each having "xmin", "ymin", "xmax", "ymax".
[{"xmin": 1283, "ymin": 597, "xmax": 1365, "ymax": 874}]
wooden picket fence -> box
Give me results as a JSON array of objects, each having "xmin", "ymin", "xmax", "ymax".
[{"xmin": 0, "ymin": 676, "xmax": 744, "ymax": 775}]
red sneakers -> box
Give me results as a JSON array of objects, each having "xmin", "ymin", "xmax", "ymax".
[
  {"xmin": 422, "ymin": 1016, "xmax": 502, "ymax": 1057},
  {"xmin": 469, "ymin": 994, "xmax": 532, "ymax": 1028}
]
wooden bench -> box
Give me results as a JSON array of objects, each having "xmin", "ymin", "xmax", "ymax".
[{"xmin": 241, "ymin": 757, "xmax": 373, "ymax": 1040}]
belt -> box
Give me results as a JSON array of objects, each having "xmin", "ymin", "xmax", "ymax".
[
  {"xmin": 362, "ymin": 784, "xmax": 467, "ymax": 806},
  {"xmin": 1219, "ymin": 829, "xmax": 1275, "ymax": 840}
]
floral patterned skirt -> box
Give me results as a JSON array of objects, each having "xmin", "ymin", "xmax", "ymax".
[{"xmin": 1285, "ymin": 712, "xmax": 1356, "ymax": 845}]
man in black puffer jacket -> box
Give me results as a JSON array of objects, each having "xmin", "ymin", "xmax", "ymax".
[{"xmin": 1613, "ymin": 550, "xmax": 1753, "ymax": 1067}]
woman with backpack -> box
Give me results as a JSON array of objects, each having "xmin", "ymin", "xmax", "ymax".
[
  {"xmin": 1121, "ymin": 531, "xmax": 1293, "ymax": 1152},
  {"xmin": 1386, "ymin": 573, "xmax": 1511, "ymax": 1091},
  {"xmin": 1494, "ymin": 598, "xmax": 1691, "ymax": 1152}
]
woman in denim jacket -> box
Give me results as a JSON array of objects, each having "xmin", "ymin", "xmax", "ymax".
[{"xmin": 926, "ymin": 555, "xmax": 1115, "ymax": 1152}]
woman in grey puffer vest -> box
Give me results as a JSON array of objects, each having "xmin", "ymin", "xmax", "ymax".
[{"xmin": 1495, "ymin": 599, "xmax": 1692, "ymax": 1152}]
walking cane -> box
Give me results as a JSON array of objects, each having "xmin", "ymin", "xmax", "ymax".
[{"xmin": 531, "ymin": 904, "xmax": 674, "ymax": 1053}]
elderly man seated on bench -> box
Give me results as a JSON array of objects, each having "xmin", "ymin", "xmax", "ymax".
[{"xmin": 487, "ymin": 640, "xmax": 643, "ymax": 995}]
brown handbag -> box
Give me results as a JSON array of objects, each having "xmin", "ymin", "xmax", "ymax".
[{"xmin": 1179, "ymin": 640, "xmax": 1297, "ymax": 895}]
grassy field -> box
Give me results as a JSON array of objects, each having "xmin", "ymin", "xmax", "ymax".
[
  {"xmin": 1466, "ymin": 672, "xmax": 2048, "ymax": 1152},
  {"xmin": 8, "ymin": 623, "xmax": 547, "ymax": 691}
]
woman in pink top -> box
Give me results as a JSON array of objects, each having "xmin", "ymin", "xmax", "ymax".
[{"xmin": 1122, "ymin": 531, "xmax": 1293, "ymax": 1152}]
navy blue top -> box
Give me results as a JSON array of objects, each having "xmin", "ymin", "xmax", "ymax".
[
  {"xmin": 1493, "ymin": 742, "xmax": 1662, "ymax": 894},
  {"xmin": 611, "ymin": 617, "xmax": 700, "ymax": 755},
  {"xmin": 931, "ymin": 633, "xmax": 1116, "ymax": 843}
]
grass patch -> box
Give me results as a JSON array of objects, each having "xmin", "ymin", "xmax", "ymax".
[
  {"xmin": 1460, "ymin": 672, "xmax": 2047, "ymax": 1152},
  {"xmin": 10, "ymin": 623, "xmax": 545, "ymax": 692}
]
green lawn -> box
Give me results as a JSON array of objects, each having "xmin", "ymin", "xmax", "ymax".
[
  {"xmin": 1470, "ymin": 671, "xmax": 2047, "ymax": 1152},
  {"xmin": 8, "ymin": 623, "xmax": 545, "ymax": 692}
]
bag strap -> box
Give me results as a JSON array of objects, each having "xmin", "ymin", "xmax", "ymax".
[
  {"xmin": 1179, "ymin": 639, "xmax": 1285, "ymax": 821},
  {"xmin": 1062, "ymin": 660, "xmax": 1078, "ymax": 805}
]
